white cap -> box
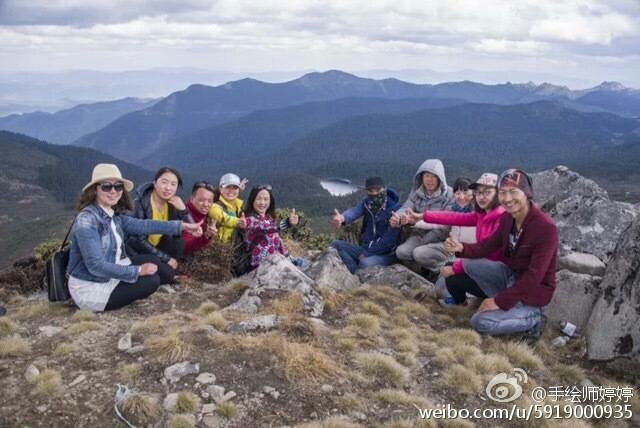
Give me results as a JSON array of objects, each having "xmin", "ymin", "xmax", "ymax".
[
  {"xmin": 219, "ymin": 173, "xmax": 241, "ymax": 188},
  {"xmin": 469, "ymin": 173, "xmax": 498, "ymax": 189}
]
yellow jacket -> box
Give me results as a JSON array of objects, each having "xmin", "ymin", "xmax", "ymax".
[{"xmin": 208, "ymin": 196, "xmax": 243, "ymax": 243}]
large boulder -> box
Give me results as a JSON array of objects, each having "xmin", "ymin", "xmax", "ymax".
[
  {"xmin": 585, "ymin": 215, "xmax": 640, "ymax": 361},
  {"xmin": 227, "ymin": 254, "xmax": 324, "ymax": 317},
  {"xmin": 532, "ymin": 166, "xmax": 638, "ymax": 262},
  {"xmin": 305, "ymin": 248, "xmax": 361, "ymax": 291},
  {"xmin": 356, "ymin": 264, "xmax": 436, "ymax": 297},
  {"xmin": 545, "ymin": 270, "xmax": 603, "ymax": 333},
  {"xmin": 559, "ymin": 252, "xmax": 606, "ymax": 276}
]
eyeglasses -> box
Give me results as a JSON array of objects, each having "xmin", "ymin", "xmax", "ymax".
[
  {"xmin": 256, "ymin": 184, "xmax": 272, "ymax": 191},
  {"xmin": 473, "ymin": 189, "xmax": 495, "ymax": 197},
  {"xmin": 192, "ymin": 181, "xmax": 216, "ymax": 193},
  {"xmin": 99, "ymin": 182, "xmax": 125, "ymax": 192}
]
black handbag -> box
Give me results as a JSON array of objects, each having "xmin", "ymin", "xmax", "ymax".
[{"xmin": 42, "ymin": 218, "xmax": 77, "ymax": 302}]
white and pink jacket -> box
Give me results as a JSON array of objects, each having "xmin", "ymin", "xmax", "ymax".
[{"xmin": 423, "ymin": 206, "xmax": 507, "ymax": 275}]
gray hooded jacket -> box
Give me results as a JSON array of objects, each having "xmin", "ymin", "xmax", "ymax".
[{"xmin": 398, "ymin": 159, "xmax": 454, "ymax": 241}]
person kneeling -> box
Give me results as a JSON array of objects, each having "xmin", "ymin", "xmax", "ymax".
[{"xmin": 330, "ymin": 177, "xmax": 401, "ymax": 274}]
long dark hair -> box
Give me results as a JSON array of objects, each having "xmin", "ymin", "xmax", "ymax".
[
  {"xmin": 154, "ymin": 166, "xmax": 183, "ymax": 188},
  {"xmin": 242, "ymin": 185, "xmax": 276, "ymax": 219},
  {"xmin": 473, "ymin": 187, "xmax": 500, "ymax": 213},
  {"xmin": 77, "ymin": 184, "xmax": 133, "ymax": 213}
]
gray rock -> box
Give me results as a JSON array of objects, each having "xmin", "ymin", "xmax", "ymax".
[
  {"xmin": 38, "ymin": 326, "xmax": 63, "ymax": 337},
  {"xmin": 357, "ymin": 264, "xmax": 436, "ymax": 297},
  {"xmin": 196, "ymin": 373, "xmax": 216, "ymax": 385},
  {"xmin": 228, "ymin": 314, "xmax": 280, "ymax": 334},
  {"xmin": 263, "ymin": 386, "xmax": 276, "ymax": 394},
  {"xmin": 164, "ymin": 361, "xmax": 200, "ymax": 383},
  {"xmin": 351, "ymin": 411, "xmax": 367, "ymax": 421},
  {"xmin": 207, "ymin": 385, "xmax": 225, "ymax": 403},
  {"xmin": 222, "ymin": 391, "xmax": 237, "ymax": 402},
  {"xmin": 545, "ymin": 270, "xmax": 603, "ymax": 332},
  {"xmin": 551, "ymin": 336, "xmax": 569, "ymax": 347},
  {"xmin": 201, "ymin": 403, "xmax": 217, "ymax": 414},
  {"xmin": 125, "ymin": 345, "xmax": 145, "ymax": 355},
  {"xmin": 202, "ymin": 414, "xmax": 223, "ymax": 428},
  {"xmin": 117, "ymin": 333, "xmax": 132, "ymax": 351},
  {"xmin": 225, "ymin": 294, "xmax": 262, "ymax": 314},
  {"xmin": 68, "ymin": 374, "xmax": 86, "ymax": 387},
  {"xmin": 559, "ymin": 252, "xmax": 606, "ymax": 276},
  {"xmin": 306, "ymin": 247, "xmax": 361, "ymax": 291},
  {"xmin": 320, "ymin": 384, "xmax": 334, "ymax": 394},
  {"xmin": 25, "ymin": 364, "xmax": 40, "ymax": 383},
  {"xmin": 163, "ymin": 393, "xmax": 178, "ymax": 411},
  {"xmin": 532, "ymin": 166, "xmax": 638, "ymax": 262},
  {"xmin": 228, "ymin": 254, "xmax": 324, "ymax": 317},
  {"xmin": 586, "ymin": 214, "xmax": 640, "ymax": 361}
]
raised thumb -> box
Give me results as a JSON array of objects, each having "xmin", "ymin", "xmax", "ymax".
[{"xmin": 334, "ymin": 208, "xmax": 340, "ymax": 216}]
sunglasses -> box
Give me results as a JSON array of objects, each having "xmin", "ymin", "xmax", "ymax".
[
  {"xmin": 99, "ymin": 182, "xmax": 125, "ymax": 192},
  {"xmin": 193, "ymin": 181, "xmax": 216, "ymax": 193},
  {"xmin": 255, "ymin": 184, "xmax": 272, "ymax": 191}
]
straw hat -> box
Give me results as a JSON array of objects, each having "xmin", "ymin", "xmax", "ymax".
[{"xmin": 82, "ymin": 163, "xmax": 134, "ymax": 192}]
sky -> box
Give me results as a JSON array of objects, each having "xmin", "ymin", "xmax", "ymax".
[{"xmin": 0, "ymin": 0, "xmax": 639, "ymax": 88}]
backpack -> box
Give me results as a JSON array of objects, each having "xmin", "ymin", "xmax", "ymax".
[{"xmin": 42, "ymin": 217, "xmax": 77, "ymax": 302}]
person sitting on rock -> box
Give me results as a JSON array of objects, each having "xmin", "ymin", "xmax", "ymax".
[
  {"xmin": 67, "ymin": 164, "xmax": 202, "ymax": 311},
  {"xmin": 238, "ymin": 185, "xmax": 308, "ymax": 271},
  {"xmin": 126, "ymin": 167, "xmax": 188, "ymax": 283},
  {"xmin": 329, "ymin": 176, "xmax": 401, "ymax": 274},
  {"xmin": 183, "ymin": 181, "xmax": 218, "ymax": 256},
  {"xmin": 209, "ymin": 173, "xmax": 248, "ymax": 244},
  {"xmin": 444, "ymin": 169, "xmax": 558, "ymax": 343},
  {"xmin": 406, "ymin": 173, "xmax": 506, "ymax": 305},
  {"xmin": 390, "ymin": 159, "xmax": 454, "ymax": 281}
]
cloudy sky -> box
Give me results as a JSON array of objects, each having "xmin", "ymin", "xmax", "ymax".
[{"xmin": 1, "ymin": 0, "xmax": 639, "ymax": 87}]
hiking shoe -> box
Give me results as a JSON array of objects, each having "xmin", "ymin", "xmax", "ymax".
[
  {"xmin": 523, "ymin": 313, "xmax": 547, "ymax": 345},
  {"xmin": 438, "ymin": 296, "xmax": 467, "ymax": 307}
]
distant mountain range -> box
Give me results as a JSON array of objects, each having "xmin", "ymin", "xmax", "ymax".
[
  {"xmin": 0, "ymin": 97, "xmax": 158, "ymax": 145},
  {"xmin": 71, "ymin": 71, "xmax": 640, "ymax": 163}
]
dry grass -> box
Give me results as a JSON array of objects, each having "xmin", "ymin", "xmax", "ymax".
[
  {"xmin": 355, "ymin": 352, "xmax": 409, "ymax": 386},
  {"xmin": 396, "ymin": 352, "xmax": 418, "ymax": 367},
  {"xmin": 174, "ymin": 391, "xmax": 201, "ymax": 413},
  {"xmin": 145, "ymin": 329, "xmax": 192, "ymax": 364},
  {"xmin": 375, "ymin": 388, "xmax": 432, "ymax": 408},
  {"xmin": 382, "ymin": 418, "xmax": 438, "ymax": 428},
  {"xmin": 390, "ymin": 313, "xmax": 413, "ymax": 328},
  {"xmin": 298, "ymin": 416, "xmax": 363, "ymax": 428},
  {"xmin": 168, "ymin": 414, "xmax": 196, "ymax": 428},
  {"xmin": 34, "ymin": 369, "xmax": 63, "ymax": 395},
  {"xmin": 53, "ymin": 342, "xmax": 79, "ymax": 356},
  {"xmin": 432, "ymin": 328, "xmax": 482, "ymax": 347},
  {"xmin": 336, "ymin": 336, "xmax": 358, "ymax": 352},
  {"xmin": 348, "ymin": 314, "xmax": 381, "ymax": 336},
  {"xmin": 440, "ymin": 419, "xmax": 475, "ymax": 428},
  {"xmin": 72, "ymin": 309, "xmax": 97, "ymax": 322},
  {"xmin": 319, "ymin": 287, "xmax": 346, "ymax": 314},
  {"xmin": 10, "ymin": 301, "xmax": 71, "ymax": 320},
  {"xmin": 467, "ymin": 353, "xmax": 513, "ymax": 376},
  {"xmin": 119, "ymin": 363, "xmax": 142, "ymax": 383},
  {"xmin": 195, "ymin": 301, "xmax": 220, "ymax": 316},
  {"xmin": 496, "ymin": 341, "xmax": 544, "ymax": 371},
  {"xmin": 119, "ymin": 394, "xmax": 162, "ymax": 426},
  {"xmin": 276, "ymin": 338, "xmax": 345, "ymax": 383},
  {"xmin": 333, "ymin": 393, "xmax": 365, "ymax": 412},
  {"xmin": 440, "ymin": 364, "xmax": 483, "ymax": 396},
  {"xmin": 272, "ymin": 292, "xmax": 304, "ymax": 315},
  {"xmin": 66, "ymin": 321, "xmax": 100, "ymax": 335},
  {"xmin": 395, "ymin": 302, "xmax": 430, "ymax": 319},
  {"xmin": 361, "ymin": 301, "xmax": 388, "ymax": 317},
  {"xmin": 0, "ymin": 335, "xmax": 31, "ymax": 357},
  {"xmin": 280, "ymin": 315, "xmax": 316, "ymax": 341},
  {"xmin": 217, "ymin": 402, "xmax": 238, "ymax": 419},
  {"xmin": 204, "ymin": 311, "xmax": 228, "ymax": 330},
  {"xmin": 0, "ymin": 318, "xmax": 17, "ymax": 336},
  {"xmin": 130, "ymin": 314, "xmax": 171, "ymax": 336},
  {"xmin": 551, "ymin": 363, "xmax": 585, "ymax": 384}
]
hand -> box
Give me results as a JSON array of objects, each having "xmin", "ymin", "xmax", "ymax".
[
  {"xmin": 289, "ymin": 208, "xmax": 299, "ymax": 226},
  {"xmin": 389, "ymin": 211, "xmax": 401, "ymax": 228},
  {"xmin": 168, "ymin": 258, "xmax": 178, "ymax": 270},
  {"xmin": 444, "ymin": 232, "xmax": 463, "ymax": 254},
  {"xmin": 477, "ymin": 297, "xmax": 499, "ymax": 313},
  {"xmin": 239, "ymin": 178, "xmax": 249, "ymax": 192},
  {"xmin": 237, "ymin": 212, "xmax": 247, "ymax": 229},
  {"xmin": 358, "ymin": 254, "xmax": 366, "ymax": 261},
  {"xmin": 139, "ymin": 263, "xmax": 158, "ymax": 276},
  {"xmin": 330, "ymin": 208, "xmax": 344, "ymax": 228},
  {"xmin": 182, "ymin": 220, "xmax": 203, "ymax": 237},
  {"xmin": 404, "ymin": 208, "xmax": 422, "ymax": 225},
  {"xmin": 168, "ymin": 195, "xmax": 186, "ymax": 211},
  {"xmin": 205, "ymin": 219, "xmax": 217, "ymax": 239},
  {"xmin": 440, "ymin": 266, "xmax": 454, "ymax": 278}
]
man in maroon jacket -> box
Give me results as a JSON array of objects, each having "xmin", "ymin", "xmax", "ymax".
[
  {"xmin": 183, "ymin": 182, "xmax": 218, "ymax": 255},
  {"xmin": 445, "ymin": 169, "xmax": 558, "ymax": 343}
]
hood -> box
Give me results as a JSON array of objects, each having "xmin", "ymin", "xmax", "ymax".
[
  {"xmin": 413, "ymin": 159, "xmax": 447, "ymax": 194},
  {"xmin": 385, "ymin": 188, "xmax": 400, "ymax": 206},
  {"xmin": 135, "ymin": 182, "xmax": 154, "ymax": 200}
]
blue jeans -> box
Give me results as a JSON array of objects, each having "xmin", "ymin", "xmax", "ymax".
[
  {"xmin": 330, "ymin": 240, "xmax": 396, "ymax": 274},
  {"xmin": 464, "ymin": 259, "xmax": 543, "ymax": 336}
]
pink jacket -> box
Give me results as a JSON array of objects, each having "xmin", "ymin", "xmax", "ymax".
[{"xmin": 423, "ymin": 206, "xmax": 507, "ymax": 275}]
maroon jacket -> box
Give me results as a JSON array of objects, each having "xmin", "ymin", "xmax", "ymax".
[
  {"xmin": 460, "ymin": 204, "xmax": 558, "ymax": 310},
  {"xmin": 183, "ymin": 199, "xmax": 212, "ymax": 255}
]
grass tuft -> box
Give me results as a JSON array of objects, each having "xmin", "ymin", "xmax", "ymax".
[
  {"xmin": 66, "ymin": 321, "xmax": 100, "ymax": 335},
  {"xmin": 119, "ymin": 394, "xmax": 162, "ymax": 426},
  {"xmin": 441, "ymin": 364, "xmax": 483, "ymax": 396},
  {"xmin": 195, "ymin": 301, "xmax": 220, "ymax": 316},
  {"xmin": 375, "ymin": 388, "xmax": 432, "ymax": 408},
  {"xmin": 272, "ymin": 292, "xmax": 305, "ymax": 315},
  {"xmin": 551, "ymin": 364, "xmax": 585, "ymax": 385},
  {"xmin": 34, "ymin": 369, "xmax": 63, "ymax": 395},
  {"xmin": 53, "ymin": 342, "xmax": 79, "ymax": 356},
  {"xmin": 497, "ymin": 341, "xmax": 544, "ymax": 371},
  {"xmin": 298, "ymin": 415, "xmax": 363, "ymax": 428},
  {"xmin": 355, "ymin": 352, "xmax": 409, "ymax": 386},
  {"xmin": 0, "ymin": 335, "xmax": 31, "ymax": 357},
  {"xmin": 217, "ymin": 402, "xmax": 238, "ymax": 419},
  {"xmin": 361, "ymin": 301, "xmax": 388, "ymax": 317},
  {"xmin": 72, "ymin": 309, "xmax": 97, "ymax": 322},
  {"xmin": 168, "ymin": 414, "xmax": 196, "ymax": 428},
  {"xmin": 204, "ymin": 311, "xmax": 228, "ymax": 330},
  {"xmin": 174, "ymin": 391, "xmax": 201, "ymax": 413},
  {"xmin": 145, "ymin": 329, "xmax": 192, "ymax": 364},
  {"xmin": 120, "ymin": 363, "xmax": 142, "ymax": 383},
  {"xmin": 0, "ymin": 318, "xmax": 17, "ymax": 336},
  {"xmin": 348, "ymin": 314, "xmax": 381, "ymax": 336},
  {"xmin": 10, "ymin": 301, "xmax": 71, "ymax": 320}
]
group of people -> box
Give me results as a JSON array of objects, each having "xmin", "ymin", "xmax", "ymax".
[
  {"xmin": 330, "ymin": 159, "xmax": 558, "ymax": 342},
  {"xmin": 67, "ymin": 158, "xmax": 558, "ymax": 342}
]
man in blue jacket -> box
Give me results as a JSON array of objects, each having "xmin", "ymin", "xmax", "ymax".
[{"xmin": 330, "ymin": 177, "xmax": 401, "ymax": 274}]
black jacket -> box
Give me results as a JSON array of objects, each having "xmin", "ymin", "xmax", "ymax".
[{"xmin": 125, "ymin": 182, "xmax": 188, "ymax": 263}]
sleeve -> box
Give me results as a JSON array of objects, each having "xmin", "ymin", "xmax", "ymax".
[
  {"xmin": 460, "ymin": 216, "xmax": 507, "ymax": 259},
  {"xmin": 73, "ymin": 221, "xmax": 139, "ymax": 282},
  {"xmin": 121, "ymin": 216, "xmax": 181, "ymax": 263},
  {"xmin": 342, "ymin": 201, "xmax": 365, "ymax": 225},
  {"xmin": 451, "ymin": 259, "xmax": 465, "ymax": 275},
  {"xmin": 395, "ymin": 190, "xmax": 416, "ymax": 216},
  {"xmin": 209, "ymin": 203, "xmax": 239, "ymax": 228},
  {"xmin": 424, "ymin": 210, "xmax": 479, "ymax": 226},
  {"xmin": 494, "ymin": 223, "xmax": 559, "ymax": 310}
]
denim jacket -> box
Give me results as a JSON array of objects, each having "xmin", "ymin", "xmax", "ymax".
[{"xmin": 67, "ymin": 203, "xmax": 182, "ymax": 283}]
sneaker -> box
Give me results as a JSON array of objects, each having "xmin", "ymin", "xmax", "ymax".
[
  {"xmin": 522, "ymin": 313, "xmax": 547, "ymax": 345},
  {"xmin": 438, "ymin": 296, "xmax": 467, "ymax": 306}
]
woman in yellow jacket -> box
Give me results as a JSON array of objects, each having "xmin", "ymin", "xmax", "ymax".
[{"xmin": 209, "ymin": 173, "xmax": 247, "ymax": 243}]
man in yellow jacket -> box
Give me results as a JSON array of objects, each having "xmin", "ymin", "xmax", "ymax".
[{"xmin": 209, "ymin": 173, "xmax": 246, "ymax": 243}]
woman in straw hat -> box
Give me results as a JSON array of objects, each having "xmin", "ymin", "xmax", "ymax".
[{"xmin": 66, "ymin": 164, "xmax": 203, "ymax": 312}]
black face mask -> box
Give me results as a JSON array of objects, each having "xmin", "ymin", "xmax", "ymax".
[{"xmin": 367, "ymin": 192, "xmax": 387, "ymax": 214}]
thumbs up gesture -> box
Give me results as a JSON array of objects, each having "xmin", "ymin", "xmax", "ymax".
[
  {"xmin": 330, "ymin": 208, "xmax": 344, "ymax": 229},
  {"xmin": 289, "ymin": 208, "xmax": 299, "ymax": 226},
  {"xmin": 237, "ymin": 212, "xmax": 247, "ymax": 229},
  {"xmin": 389, "ymin": 211, "xmax": 401, "ymax": 228},
  {"xmin": 405, "ymin": 208, "xmax": 423, "ymax": 225},
  {"xmin": 205, "ymin": 217, "xmax": 217, "ymax": 239},
  {"xmin": 182, "ymin": 220, "xmax": 204, "ymax": 237},
  {"xmin": 445, "ymin": 232, "xmax": 464, "ymax": 254}
]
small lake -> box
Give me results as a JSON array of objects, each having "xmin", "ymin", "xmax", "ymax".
[{"xmin": 320, "ymin": 179, "xmax": 360, "ymax": 196}]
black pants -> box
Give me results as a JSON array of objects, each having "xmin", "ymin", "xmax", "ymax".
[
  {"xmin": 126, "ymin": 235, "xmax": 183, "ymax": 282},
  {"xmin": 156, "ymin": 235, "xmax": 184, "ymax": 259},
  {"xmin": 104, "ymin": 254, "xmax": 167, "ymax": 311},
  {"xmin": 446, "ymin": 274, "xmax": 488, "ymax": 304}
]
